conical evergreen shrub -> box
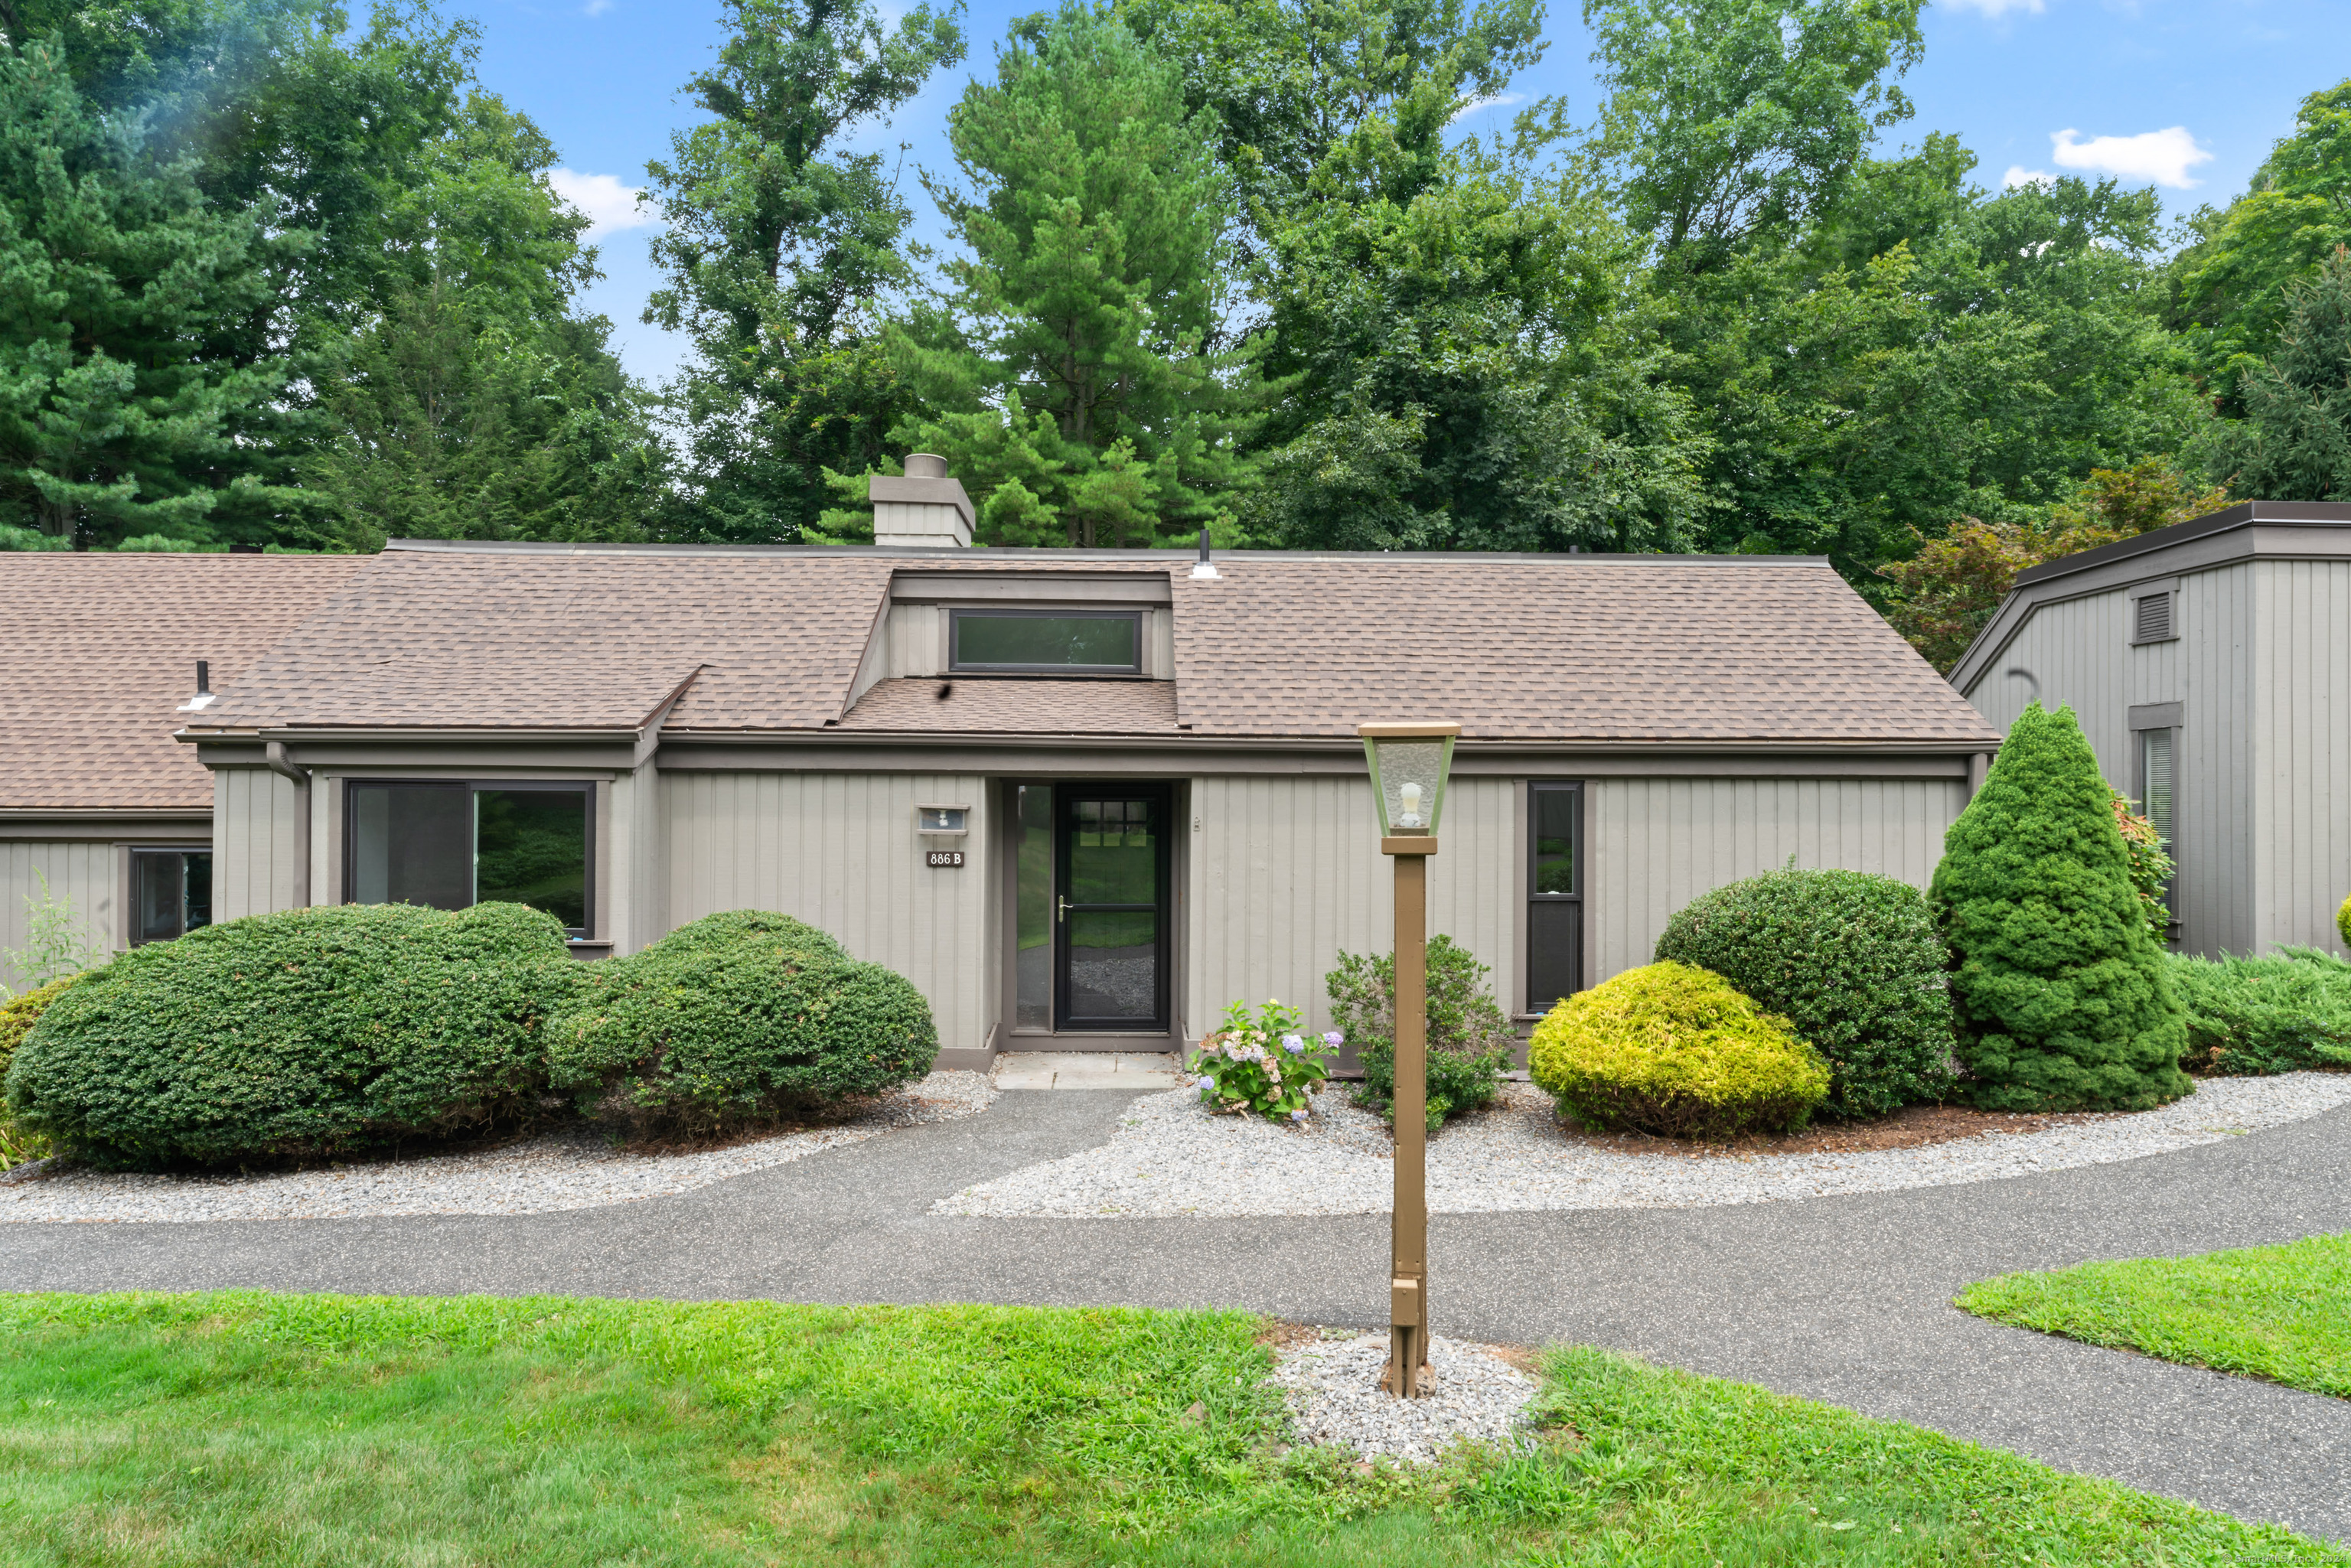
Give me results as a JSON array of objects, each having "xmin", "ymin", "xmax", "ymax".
[{"xmin": 1929, "ymin": 703, "xmax": 2191, "ymax": 1111}]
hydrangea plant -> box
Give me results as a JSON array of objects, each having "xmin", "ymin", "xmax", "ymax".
[{"xmin": 1190, "ymin": 998, "xmax": 1335, "ymax": 1122}]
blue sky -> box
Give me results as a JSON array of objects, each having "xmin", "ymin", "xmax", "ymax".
[{"xmin": 463, "ymin": 0, "xmax": 2351, "ymax": 382}]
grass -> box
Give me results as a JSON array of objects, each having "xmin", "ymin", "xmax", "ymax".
[
  {"xmin": 0, "ymin": 1290, "xmax": 2337, "ymax": 1566},
  {"xmin": 1959, "ymin": 1232, "xmax": 2351, "ymax": 1399}
]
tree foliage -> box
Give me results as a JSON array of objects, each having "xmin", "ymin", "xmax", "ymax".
[
  {"xmin": 644, "ymin": 0, "xmax": 964, "ymax": 543},
  {"xmin": 864, "ymin": 5, "xmax": 1262, "ymax": 548},
  {"xmin": 2207, "ymin": 246, "xmax": 2351, "ymax": 503},
  {"xmin": 1585, "ymin": 0, "xmax": 1926, "ymax": 267},
  {"xmin": 1928, "ymin": 703, "xmax": 2192, "ymax": 1113},
  {"xmin": 2170, "ymin": 80, "xmax": 2351, "ymax": 409},
  {"xmin": 1246, "ymin": 86, "xmax": 1710, "ymax": 550},
  {"xmin": 1880, "ymin": 458, "xmax": 2232, "ymax": 672}
]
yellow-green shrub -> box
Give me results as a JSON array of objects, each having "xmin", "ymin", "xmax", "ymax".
[
  {"xmin": 2339, "ymin": 892, "xmax": 2350, "ymax": 953},
  {"xmin": 0, "ymin": 976, "xmax": 77, "ymax": 1080},
  {"xmin": 1529, "ymin": 961, "xmax": 1831, "ymax": 1139}
]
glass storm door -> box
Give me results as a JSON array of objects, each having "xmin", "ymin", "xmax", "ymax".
[{"xmin": 1055, "ymin": 787, "xmax": 1170, "ymax": 1031}]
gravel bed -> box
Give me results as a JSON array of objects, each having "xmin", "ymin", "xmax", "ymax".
[
  {"xmin": 1273, "ymin": 1333, "xmax": 1537, "ymax": 1465},
  {"xmin": 933, "ymin": 1071, "xmax": 2351, "ymax": 1218},
  {"xmin": 0, "ymin": 1072, "xmax": 996, "ymax": 1225}
]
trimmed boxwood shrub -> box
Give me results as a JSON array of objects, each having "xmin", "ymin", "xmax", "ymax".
[
  {"xmin": 2170, "ymin": 949, "xmax": 2351, "ymax": 1075},
  {"xmin": 1929, "ymin": 702, "xmax": 2192, "ymax": 1113},
  {"xmin": 547, "ymin": 909, "xmax": 936, "ymax": 1132},
  {"xmin": 1529, "ymin": 960, "xmax": 1831, "ymax": 1139},
  {"xmin": 1327, "ymin": 935, "xmax": 1516, "ymax": 1132},
  {"xmin": 5, "ymin": 903, "xmax": 576, "ymax": 1165},
  {"xmin": 1653, "ymin": 865, "xmax": 1957, "ymax": 1118}
]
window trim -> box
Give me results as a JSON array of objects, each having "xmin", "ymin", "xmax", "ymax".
[
  {"xmin": 947, "ymin": 607, "xmax": 1145, "ymax": 676},
  {"xmin": 2127, "ymin": 711, "xmax": 2180, "ymax": 947},
  {"xmin": 341, "ymin": 778, "xmax": 597, "ymax": 938},
  {"xmin": 1526, "ymin": 779, "xmax": 1585, "ymax": 1015},
  {"xmin": 126, "ymin": 844, "xmax": 212, "ymax": 946}
]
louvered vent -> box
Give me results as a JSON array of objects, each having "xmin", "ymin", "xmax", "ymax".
[{"xmin": 2134, "ymin": 591, "xmax": 2173, "ymax": 642}]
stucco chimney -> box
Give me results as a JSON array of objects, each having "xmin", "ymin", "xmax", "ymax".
[{"xmin": 869, "ymin": 453, "xmax": 973, "ymax": 548}]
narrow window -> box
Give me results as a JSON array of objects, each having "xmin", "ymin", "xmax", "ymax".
[
  {"xmin": 1014, "ymin": 783, "xmax": 1052, "ymax": 1029},
  {"xmin": 2141, "ymin": 727, "xmax": 2177, "ymax": 938},
  {"xmin": 1528, "ymin": 781, "xmax": 1583, "ymax": 1012},
  {"xmin": 2134, "ymin": 591, "xmax": 2173, "ymax": 643},
  {"xmin": 129, "ymin": 849, "xmax": 212, "ymax": 944},
  {"xmin": 347, "ymin": 781, "xmax": 592, "ymax": 935},
  {"xmin": 950, "ymin": 609, "xmax": 1141, "ymax": 673}
]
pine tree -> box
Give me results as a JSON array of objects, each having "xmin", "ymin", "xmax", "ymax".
[
  {"xmin": 0, "ymin": 32, "xmax": 302, "ymax": 546},
  {"xmin": 2212, "ymin": 245, "xmax": 2351, "ymax": 501},
  {"xmin": 859, "ymin": 5, "xmax": 1262, "ymax": 548},
  {"xmin": 1929, "ymin": 703, "xmax": 2191, "ymax": 1112}
]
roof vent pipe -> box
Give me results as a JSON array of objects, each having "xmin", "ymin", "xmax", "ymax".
[
  {"xmin": 869, "ymin": 454, "xmax": 973, "ymax": 548},
  {"xmin": 178, "ymin": 659, "xmax": 217, "ymax": 712},
  {"xmin": 1189, "ymin": 526, "xmax": 1221, "ymax": 579}
]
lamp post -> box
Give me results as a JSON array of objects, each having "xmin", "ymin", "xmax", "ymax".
[{"xmin": 1358, "ymin": 721, "xmax": 1459, "ymax": 1399}]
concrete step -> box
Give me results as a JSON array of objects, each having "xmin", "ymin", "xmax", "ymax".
[{"xmin": 993, "ymin": 1051, "xmax": 1185, "ymax": 1091}]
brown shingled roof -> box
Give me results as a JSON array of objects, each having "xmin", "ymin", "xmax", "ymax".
[
  {"xmin": 1169, "ymin": 556, "xmax": 1998, "ymax": 742},
  {"xmin": 200, "ymin": 549, "xmax": 896, "ymax": 731},
  {"xmin": 184, "ymin": 543, "xmax": 1997, "ymax": 747},
  {"xmin": 841, "ymin": 678, "xmax": 1178, "ymax": 733},
  {"xmin": 1, "ymin": 553, "xmax": 367, "ymax": 810}
]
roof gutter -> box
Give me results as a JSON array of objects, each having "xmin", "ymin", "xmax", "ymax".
[{"xmin": 263, "ymin": 741, "xmax": 311, "ymax": 908}]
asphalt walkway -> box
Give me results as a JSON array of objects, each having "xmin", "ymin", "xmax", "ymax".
[{"xmin": 6, "ymin": 1091, "xmax": 2349, "ymax": 1541}]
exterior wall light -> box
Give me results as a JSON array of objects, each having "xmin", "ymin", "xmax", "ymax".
[
  {"xmin": 915, "ymin": 805, "xmax": 970, "ymax": 836},
  {"xmin": 1358, "ymin": 721, "xmax": 1460, "ymax": 1399}
]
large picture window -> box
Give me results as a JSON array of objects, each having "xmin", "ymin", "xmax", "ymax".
[
  {"xmin": 950, "ymin": 609, "xmax": 1141, "ymax": 673},
  {"xmin": 347, "ymin": 781, "xmax": 592, "ymax": 934},
  {"xmin": 130, "ymin": 847, "xmax": 211, "ymax": 944},
  {"xmin": 1528, "ymin": 781, "xmax": 1583, "ymax": 1013}
]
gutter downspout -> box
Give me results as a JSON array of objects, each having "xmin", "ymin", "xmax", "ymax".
[{"xmin": 263, "ymin": 741, "xmax": 311, "ymax": 909}]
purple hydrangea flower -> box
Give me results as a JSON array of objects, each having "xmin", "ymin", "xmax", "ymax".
[
  {"xmin": 1281, "ymin": 1034, "xmax": 1305, "ymax": 1055},
  {"xmin": 1290, "ymin": 1107, "xmax": 1309, "ymax": 1121},
  {"xmin": 1322, "ymin": 1030, "xmax": 1344, "ymax": 1048}
]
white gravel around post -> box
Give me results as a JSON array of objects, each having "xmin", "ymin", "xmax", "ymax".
[
  {"xmin": 931, "ymin": 1071, "xmax": 2351, "ymax": 1218},
  {"xmin": 1273, "ymin": 1334, "xmax": 1537, "ymax": 1465},
  {"xmin": 0, "ymin": 1072, "xmax": 996, "ymax": 1225}
]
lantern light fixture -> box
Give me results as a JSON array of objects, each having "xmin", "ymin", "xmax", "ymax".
[{"xmin": 1360, "ymin": 723, "xmax": 1459, "ymax": 840}]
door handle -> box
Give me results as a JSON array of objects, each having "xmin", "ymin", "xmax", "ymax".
[{"xmin": 1058, "ymin": 895, "xmax": 1071, "ymax": 922}]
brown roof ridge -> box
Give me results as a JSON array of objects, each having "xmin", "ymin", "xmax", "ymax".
[{"xmin": 381, "ymin": 537, "xmax": 1836, "ymax": 566}]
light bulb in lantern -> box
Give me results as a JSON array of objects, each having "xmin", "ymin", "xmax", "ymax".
[{"xmin": 1398, "ymin": 782, "xmax": 1424, "ymax": 830}]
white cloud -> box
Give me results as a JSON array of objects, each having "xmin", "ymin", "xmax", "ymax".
[
  {"xmin": 2003, "ymin": 165, "xmax": 2056, "ymax": 189},
  {"xmin": 583, "ymin": 0, "xmax": 614, "ymax": 13},
  {"xmin": 547, "ymin": 169, "xmax": 649, "ymax": 238},
  {"xmin": 1449, "ymin": 92, "xmax": 1524, "ymax": 124},
  {"xmin": 1939, "ymin": 0, "xmax": 2044, "ymax": 16},
  {"xmin": 2048, "ymin": 126, "xmax": 2213, "ymax": 188}
]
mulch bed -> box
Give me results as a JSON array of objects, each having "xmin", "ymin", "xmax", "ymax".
[{"xmin": 1552, "ymin": 1101, "xmax": 2124, "ymax": 1159}]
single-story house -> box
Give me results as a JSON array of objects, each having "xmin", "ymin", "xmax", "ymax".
[
  {"xmin": 1952, "ymin": 500, "xmax": 2351, "ymax": 960},
  {"xmin": 1, "ymin": 553, "xmax": 366, "ymax": 966},
  {"xmin": 8, "ymin": 463, "xmax": 2002, "ymax": 1065}
]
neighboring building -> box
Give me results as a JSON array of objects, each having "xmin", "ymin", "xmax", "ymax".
[
  {"xmin": 1951, "ymin": 500, "xmax": 2351, "ymax": 960},
  {"xmin": 9, "ymin": 465, "xmax": 2002, "ymax": 1064},
  {"xmin": 0, "ymin": 554, "xmax": 367, "ymax": 975}
]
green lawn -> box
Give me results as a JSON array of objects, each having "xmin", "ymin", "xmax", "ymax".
[
  {"xmin": 0, "ymin": 1291, "xmax": 2336, "ymax": 1566},
  {"xmin": 1959, "ymin": 1232, "xmax": 2351, "ymax": 1399}
]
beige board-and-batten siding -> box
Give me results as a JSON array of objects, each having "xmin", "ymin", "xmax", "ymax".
[
  {"xmin": 2248, "ymin": 559, "xmax": 2351, "ymax": 957},
  {"xmin": 1184, "ymin": 775, "xmax": 1519, "ymax": 1042},
  {"xmin": 664, "ymin": 771, "xmax": 997, "ymax": 1064},
  {"xmin": 0, "ymin": 843, "xmax": 119, "ymax": 975},
  {"xmin": 1183, "ymin": 773, "xmax": 1965, "ymax": 1039},
  {"xmin": 211, "ymin": 768, "xmax": 305, "ymax": 924},
  {"xmin": 1961, "ymin": 560, "xmax": 2261, "ymax": 956},
  {"xmin": 1586, "ymin": 776, "xmax": 1966, "ymax": 983}
]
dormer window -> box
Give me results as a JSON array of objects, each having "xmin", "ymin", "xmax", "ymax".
[{"xmin": 949, "ymin": 608, "xmax": 1141, "ymax": 674}]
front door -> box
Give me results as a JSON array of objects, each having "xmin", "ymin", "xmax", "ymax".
[{"xmin": 1054, "ymin": 785, "xmax": 1171, "ymax": 1031}]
